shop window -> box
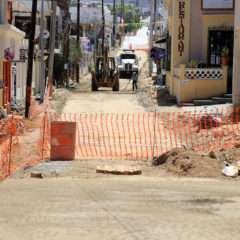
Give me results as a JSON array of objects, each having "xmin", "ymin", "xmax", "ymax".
[{"xmin": 208, "ymin": 30, "xmax": 234, "ymax": 66}]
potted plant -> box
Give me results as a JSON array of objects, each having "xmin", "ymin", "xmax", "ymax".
[
  {"xmin": 187, "ymin": 60, "xmax": 199, "ymax": 68},
  {"xmin": 221, "ymin": 46, "xmax": 230, "ymax": 66},
  {"xmin": 187, "ymin": 60, "xmax": 199, "ymax": 79}
]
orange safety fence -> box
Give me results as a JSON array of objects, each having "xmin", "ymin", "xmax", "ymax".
[
  {"xmin": 1, "ymin": 107, "xmax": 240, "ymax": 180},
  {"xmin": 41, "ymin": 108, "xmax": 240, "ymax": 160}
]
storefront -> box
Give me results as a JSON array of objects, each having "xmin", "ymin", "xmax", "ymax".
[
  {"xmin": 166, "ymin": 0, "xmax": 235, "ymax": 103},
  {"xmin": 0, "ymin": 0, "xmax": 25, "ymax": 112}
]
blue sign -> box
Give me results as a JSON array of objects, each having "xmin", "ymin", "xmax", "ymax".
[
  {"xmin": 88, "ymin": 47, "xmax": 92, "ymax": 52},
  {"xmin": 157, "ymin": 49, "xmax": 166, "ymax": 59},
  {"xmin": 87, "ymin": 42, "xmax": 92, "ymax": 47}
]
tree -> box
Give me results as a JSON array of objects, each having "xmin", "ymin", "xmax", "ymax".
[
  {"xmin": 68, "ymin": 38, "xmax": 83, "ymax": 67},
  {"xmin": 107, "ymin": 3, "xmax": 142, "ymax": 33}
]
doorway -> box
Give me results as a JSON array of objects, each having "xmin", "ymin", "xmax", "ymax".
[{"xmin": 208, "ymin": 30, "xmax": 234, "ymax": 93}]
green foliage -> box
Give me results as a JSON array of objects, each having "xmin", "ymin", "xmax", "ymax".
[
  {"xmin": 187, "ymin": 60, "xmax": 199, "ymax": 68},
  {"xmin": 221, "ymin": 46, "xmax": 229, "ymax": 58},
  {"xmin": 69, "ymin": 38, "xmax": 82, "ymax": 66},
  {"xmin": 107, "ymin": 3, "xmax": 142, "ymax": 32},
  {"xmin": 88, "ymin": 63, "xmax": 94, "ymax": 72},
  {"xmin": 163, "ymin": 60, "xmax": 170, "ymax": 71}
]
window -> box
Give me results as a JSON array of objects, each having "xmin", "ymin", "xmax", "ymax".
[{"xmin": 208, "ymin": 30, "xmax": 233, "ymax": 66}]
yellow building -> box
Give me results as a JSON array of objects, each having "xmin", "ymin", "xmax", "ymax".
[{"xmin": 166, "ymin": 0, "xmax": 235, "ymax": 104}]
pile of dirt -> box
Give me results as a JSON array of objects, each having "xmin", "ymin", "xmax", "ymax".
[
  {"xmin": 216, "ymin": 146, "xmax": 240, "ymax": 165},
  {"xmin": 153, "ymin": 147, "xmax": 224, "ymax": 178}
]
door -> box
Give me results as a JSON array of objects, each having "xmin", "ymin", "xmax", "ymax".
[{"xmin": 208, "ymin": 30, "xmax": 234, "ymax": 93}]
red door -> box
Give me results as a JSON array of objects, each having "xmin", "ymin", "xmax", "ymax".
[{"xmin": 3, "ymin": 62, "xmax": 11, "ymax": 112}]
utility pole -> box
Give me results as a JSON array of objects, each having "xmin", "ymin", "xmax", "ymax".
[
  {"xmin": 136, "ymin": 0, "xmax": 139, "ymax": 7},
  {"xmin": 40, "ymin": 0, "xmax": 45, "ymax": 103},
  {"xmin": 102, "ymin": 0, "xmax": 105, "ymax": 57},
  {"xmin": 153, "ymin": 0, "xmax": 157, "ymax": 31},
  {"xmin": 121, "ymin": 0, "xmax": 124, "ymax": 23},
  {"xmin": 25, "ymin": 0, "xmax": 37, "ymax": 118},
  {"xmin": 94, "ymin": 23, "xmax": 97, "ymax": 71},
  {"xmin": 48, "ymin": 1, "xmax": 57, "ymax": 96},
  {"xmin": 149, "ymin": 0, "xmax": 153, "ymax": 76},
  {"xmin": 233, "ymin": 0, "xmax": 240, "ymax": 105},
  {"xmin": 76, "ymin": 0, "xmax": 80, "ymax": 83},
  {"xmin": 63, "ymin": 4, "xmax": 70, "ymax": 88},
  {"xmin": 113, "ymin": 0, "xmax": 116, "ymax": 48}
]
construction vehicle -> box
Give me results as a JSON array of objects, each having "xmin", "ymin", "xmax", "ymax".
[
  {"xmin": 116, "ymin": 49, "xmax": 140, "ymax": 78},
  {"xmin": 91, "ymin": 48, "xmax": 119, "ymax": 91},
  {"xmin": 91, "ymin": 0, "xmax": 119, "ymax": 91}
]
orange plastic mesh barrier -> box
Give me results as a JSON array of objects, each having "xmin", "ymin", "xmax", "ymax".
[
  {"xmin": 42, "ymin": 108, "xmax": 240, "ymax": 160},
  {"xmin": 1, "ymin": 107, "xmax": 240, "ymax": 181}
]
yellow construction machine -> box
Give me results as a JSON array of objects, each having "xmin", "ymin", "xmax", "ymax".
[{"xmin": 91, "ymin": 49, "xmax": 119, "ymax": 91}]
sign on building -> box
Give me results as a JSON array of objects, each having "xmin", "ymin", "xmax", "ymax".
[
  {"xmin": 15, "ymin": 16, "xmax": 32, "ymax": 39},
  {"xmin": 178, "ymin": 1, "xmax": 185, "ymax": 56}
]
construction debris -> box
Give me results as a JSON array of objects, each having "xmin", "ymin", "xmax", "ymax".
[
  {"xmin": 96, "ymin": 165, "xmax": 142, "ymax": 175},
  {"xmin": 222, "ymin": 166, "xmax": 239, "ymax": 178},
  {"xmin": 30, "ymin": 172, "xmax": 43, "ymax": 178},
  {"xmin": 152, "ymin": 147, "xmax": 224, "ymax": 178}
]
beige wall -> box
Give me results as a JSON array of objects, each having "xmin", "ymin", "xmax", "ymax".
[
  {"xmin": 174, "ymin": 65, "xmax": 228, "ymax": 103},
  {"xmin": 0, "ymin": 61, "xmax": 2, "ymax": 108},
  {"xmin": 189, "ymin": 0, "xmax": 203, "ymax": 61}
]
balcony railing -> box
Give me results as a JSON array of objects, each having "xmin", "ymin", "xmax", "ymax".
[{"xmin": 184, "ymin": 68, "xmax": 223, "ymax": 80}]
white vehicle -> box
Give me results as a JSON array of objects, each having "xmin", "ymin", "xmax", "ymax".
[{"xmin": 116, "ymin": 50, "xmax": 141, "ymax": 78}]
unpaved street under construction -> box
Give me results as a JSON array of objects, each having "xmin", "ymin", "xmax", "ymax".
[{"xmin": 1, "ymin": 28, "xmax": 240, "ymax": 240}]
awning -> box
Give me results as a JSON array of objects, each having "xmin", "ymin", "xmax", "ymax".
[{"xmin": 155, "ymin": 37, "xmax": 166, "ymax": 44}]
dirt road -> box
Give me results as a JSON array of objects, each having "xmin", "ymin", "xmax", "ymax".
[
  {"xmin": 2, "ymin": 27, "xmax": 240, "ymax": 240},
  {"xmin": 62, "ymin": 49, "xmax": 179, "ymax": 114},
  {"xmin": 0, "ymin": 177, "xmax": 240, "ymax": 240}
]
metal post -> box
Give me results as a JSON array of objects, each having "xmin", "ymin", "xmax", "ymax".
[
  {"xmin": 40, "ymin": 0, "xmax": 45, "ymax": 103},
  {"xmin": 152, "ymin": 109, "xmax": 157, "ymax": 160},
  {"xmin": 48, "ymin": 1, "xmax": 57, "ymax": 95},
  {"xmin": 63, "ymin": 7, "xmax": 70, "ymax": 88},
  {"xmin": 76, "ymin": 0, "xmax": 80, "ymax": 83},
  {"xmin": 149, "ymin": 0, "xmax": 153, "ymax": 76},
  {"xmin": 94, "ymin": 24, "xmax": 97, "ymax": 71},
  {"xmin": 25, "ymin": 0, "xmax": 37, "ymax": 118}
]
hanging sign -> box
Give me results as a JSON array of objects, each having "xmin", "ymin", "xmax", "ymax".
[{"xmin": 178, "ymin": 1, "xmax": 185, "ymax": 57}]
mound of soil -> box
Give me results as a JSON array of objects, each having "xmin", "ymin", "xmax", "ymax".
[
  {"xmin": 153, "ymin": 148, "xmax": 224, "ymax": 178},
  {"xmin": 216, "ymin": 147, "xmax": 240, "ymax": 165}
]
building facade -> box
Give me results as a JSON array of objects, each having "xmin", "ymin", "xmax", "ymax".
[
  {"xmin": 166, "ymin": 0, "xmax": 234, "ymax": 103},
  {"xmin": 0, "ymin": 0, "xmax": 25, "ymax": 113}
]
